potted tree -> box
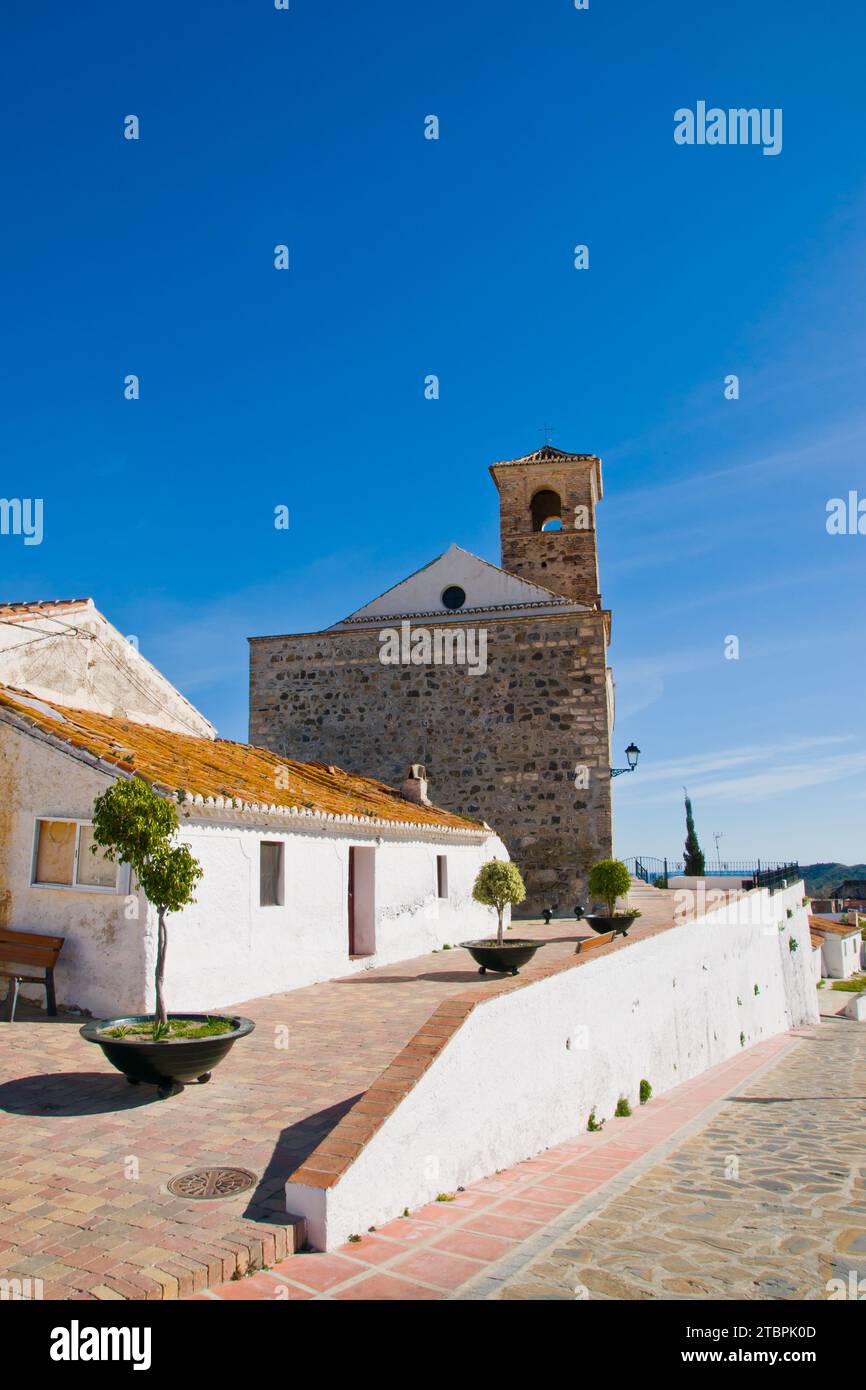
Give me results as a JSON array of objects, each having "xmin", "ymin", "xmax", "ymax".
[
  {"xmin": 78, "ymin": 779, "xmax": 255, "ymax": 1098},
  {"xmin": 585, "ymin": 859, "xmax": 641, "ymax": 937},
  {"xmin": 461, "ymin": 860, "xmax": 543, "ymax": 975}
]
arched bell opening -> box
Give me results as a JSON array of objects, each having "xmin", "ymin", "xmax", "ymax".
[{"xmin": 530, "ymin": 488, "xmax": 563, "ymax": 533}]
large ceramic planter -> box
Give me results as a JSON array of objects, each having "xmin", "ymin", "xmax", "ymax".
[
  {"xmin": 585, "ymin": 914, "xmax": 638, "ymax": 938},
  {"xmin": 460, "ymin": 940, "xmax": 544, "ymax": 976},
  {"xmin": 80, "ymin": 1013, "xmax": 255, "ymax": 1099}
]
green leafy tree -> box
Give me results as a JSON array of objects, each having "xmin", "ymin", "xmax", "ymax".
[
  {"xmin": 91, "ymin": 779, "xmax": 203, "ymax": 1030},
  {"xmin": 683, "ymin": 790, "xmax": 706, "ymax": 875},
  {"xmin": 472, "ymin": 860, "xmax": 526, "ymax": 946},
  {"xmin": 587, "ymin": 858, "xmax": 632, "ymax": 917}
]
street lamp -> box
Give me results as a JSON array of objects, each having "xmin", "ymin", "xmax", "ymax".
[{"xmin": 610, "ymin": 742, "xmax": 641, "ymax": 779}]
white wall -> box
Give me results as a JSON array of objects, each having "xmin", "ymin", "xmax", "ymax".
[
  {"xmin": 160, "ymin": 817, "xmax": 507, "ymax": 1012},
  {"xmin": 0, "ymin": 602, "xmax": 214, "ymax": 737},
  {"xmin": 0, "ymin": 721, "xmax": 508, "ymax": 1015},
  {"xmin": 670, "ymin": 875, "xmax": 754, "ymax": 892},
  {"xmin": 820, "ymin": 932, "xmax": 863, "ymax": 979},
  {"xmin": 0, "ymin": 724, "xmax": 149, "ymax": 1016},
  {"xmin": 344, "ymin": 544, "xmax": 584, "ymax": 620},
  {"xmin": 287, "ymin": 883, "xmax": 818, "ymax": 1249}
]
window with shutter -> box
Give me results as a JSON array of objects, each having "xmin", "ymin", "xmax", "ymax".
[{"xmin": 260, "ymin": 842, "xmax": 283, "ymax": 907}]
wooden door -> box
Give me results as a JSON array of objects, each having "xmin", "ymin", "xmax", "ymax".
[{"xmin": 348, "ymin": 847, "xmax": 356, "ymax": 955}]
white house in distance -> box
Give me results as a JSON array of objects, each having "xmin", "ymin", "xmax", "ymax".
[
  {"xmin": 0, "ymin": 599, "xmax": 507, "ymax": 1018},
  {"xmin": 809, "ymin": 913, "xmax": 863, "ymax": 981}
]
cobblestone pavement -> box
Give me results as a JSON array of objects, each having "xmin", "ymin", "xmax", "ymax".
[{"xmin": 488, "ymin": 1017, "xmax": 866, "ymax": 1300}]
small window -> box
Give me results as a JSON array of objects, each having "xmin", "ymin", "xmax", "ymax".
[
  {"xmin": 441, "ymin": 585, "xmax": 466, "ymax": 611},
  {"xmin": 260, "ymin": 841, "xmax": 284, "ymax": 907},
  {"xmin": 33, "ymin": 819, "xmax": 118, "ymax": 891},
  {"xmin": 437, "ymin": 855, "xmax": 448, "ymax": 899}
]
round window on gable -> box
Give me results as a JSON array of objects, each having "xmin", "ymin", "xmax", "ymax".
[{"xmin": 441, "ymin": 585, "xmax": 466, "ymax": 611}]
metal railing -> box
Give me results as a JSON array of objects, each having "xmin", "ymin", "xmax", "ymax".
[{"xmin": 625, "ymin": 856, "xmax": 800, "ymax": 891}]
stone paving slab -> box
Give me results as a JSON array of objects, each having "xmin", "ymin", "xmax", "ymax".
[
  {"xmin": 200, "ymin": 1030, "xmax": 800, "ymax": 1300},
  {"xmin": 0, "ymin": 914, "xmax": 613, "ymax": 1300}
]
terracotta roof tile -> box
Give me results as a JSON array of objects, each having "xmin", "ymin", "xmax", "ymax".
[
  {"xmin": 0, "ymin": 597, "xmax": 91, "ymax": 621},
  {"xmin": 490, "ymin": 445, "xmax": 599, "ymax": 468},
  {"xmin": 0, "ymin": 684, "xmax": 484, "ymax": 834},
  {"xmin": 808, "ymin": 914, "xmax": 862, "ymax": 939}
]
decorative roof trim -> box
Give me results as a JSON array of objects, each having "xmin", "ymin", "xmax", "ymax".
[
  {"xmin": 177, "ymin": 796, "xmax": 489, "ymax": 839},
  {"xmin": 330, "ymin": 598, "xmax": 589, "ymax": 627}
]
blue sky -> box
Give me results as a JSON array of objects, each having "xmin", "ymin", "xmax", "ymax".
[{"xmin": 2, "ymin": 0, "xmax": 865, "ymax": 864}]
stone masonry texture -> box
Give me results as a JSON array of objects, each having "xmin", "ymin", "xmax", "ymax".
[{"xmin": 250, "ymin": 611, "xmax": 611, "ymax": 918}]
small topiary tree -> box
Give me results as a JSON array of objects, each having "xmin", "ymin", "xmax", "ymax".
[
  {"xmin": 91, "ymin": 779, "xmax": 203, "ymax": 1034},
  {"xmin": 472, "ymin": 860, "xmax": 526, "ymax": 946},
  {"xmin": 587, "ymin": 858, "xmax": 632, "ymax": 917}
]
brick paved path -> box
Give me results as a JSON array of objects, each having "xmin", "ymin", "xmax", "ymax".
[
  {"xmin": 486, "ymin": 1017, "xmax": 866, "ymax": 1301},
  {"xmin": 0, "ymin": 913, "xmax": 618, "ymax": 1300}
]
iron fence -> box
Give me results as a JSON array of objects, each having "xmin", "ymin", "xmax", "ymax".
[{"xmin": 624, "ymin": 856, "xmax": 800, "ymax": 892}]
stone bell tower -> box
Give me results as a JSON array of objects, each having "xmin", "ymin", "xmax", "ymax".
[{"xmin": 489, "ymin": 444, "xmax": 603, "ymax": 608}]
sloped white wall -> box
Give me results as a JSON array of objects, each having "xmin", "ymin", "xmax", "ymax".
[{"xmin": 289, "ymin": 883, "xmax": 818, "ymax": 1248}]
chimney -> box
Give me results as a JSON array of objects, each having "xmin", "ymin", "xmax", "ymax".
[{"xmin": 401, "ymin": 764, "xmax": 431, "ymax": 806}]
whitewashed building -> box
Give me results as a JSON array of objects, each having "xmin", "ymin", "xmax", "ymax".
[
  {"xmin": 0, "ymin": 601, "xmax": 508, "ymax": 1018},
  {"xmin": 809, "ymin": 913, "xmax": 863, "ymax": 980}
]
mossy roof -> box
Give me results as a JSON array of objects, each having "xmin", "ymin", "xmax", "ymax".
[{"xmin": 0, "ymin": 684, "xmax": 484, "ymax": 835}]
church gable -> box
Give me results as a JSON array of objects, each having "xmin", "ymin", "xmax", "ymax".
[{"xmin": 337, "ymin": 544, "xmax": 583, "ymax": 623}]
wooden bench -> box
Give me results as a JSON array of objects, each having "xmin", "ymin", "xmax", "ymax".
[
  {"xmin": 0, "ymin": 928, "xmax": 65, "ymax": 1021},
  {"xmin": 574, "ymin": 931, "xmax": 616, "ymax": 956}
]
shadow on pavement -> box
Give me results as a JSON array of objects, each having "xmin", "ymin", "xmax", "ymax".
[{"xmin": 0, "ymin": 1071, "xmax": 155, "ymax": 1116}]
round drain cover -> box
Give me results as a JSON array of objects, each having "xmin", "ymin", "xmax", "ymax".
[{"xmin": 167, "ymin": 1166, "xmax": 257, "ymax": 1200}]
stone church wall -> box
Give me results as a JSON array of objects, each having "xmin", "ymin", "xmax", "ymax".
[{"xmin": 249, "ymin": 611, "xmax": 612, "ymax": 916}]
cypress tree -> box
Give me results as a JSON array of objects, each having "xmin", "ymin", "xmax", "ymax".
[{"xmin": 683, "ymin": 790, "xmax": 706, "ymax": 875}]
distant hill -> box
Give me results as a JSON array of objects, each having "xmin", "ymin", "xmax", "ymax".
[{"xmin": 801, "ymin": 863, "xmax": 866, "ymax": 896}]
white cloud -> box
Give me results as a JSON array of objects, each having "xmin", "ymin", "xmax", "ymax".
[{"xmin": 633, "ymin": 741, "xmax": 866, "ymax": 808}]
